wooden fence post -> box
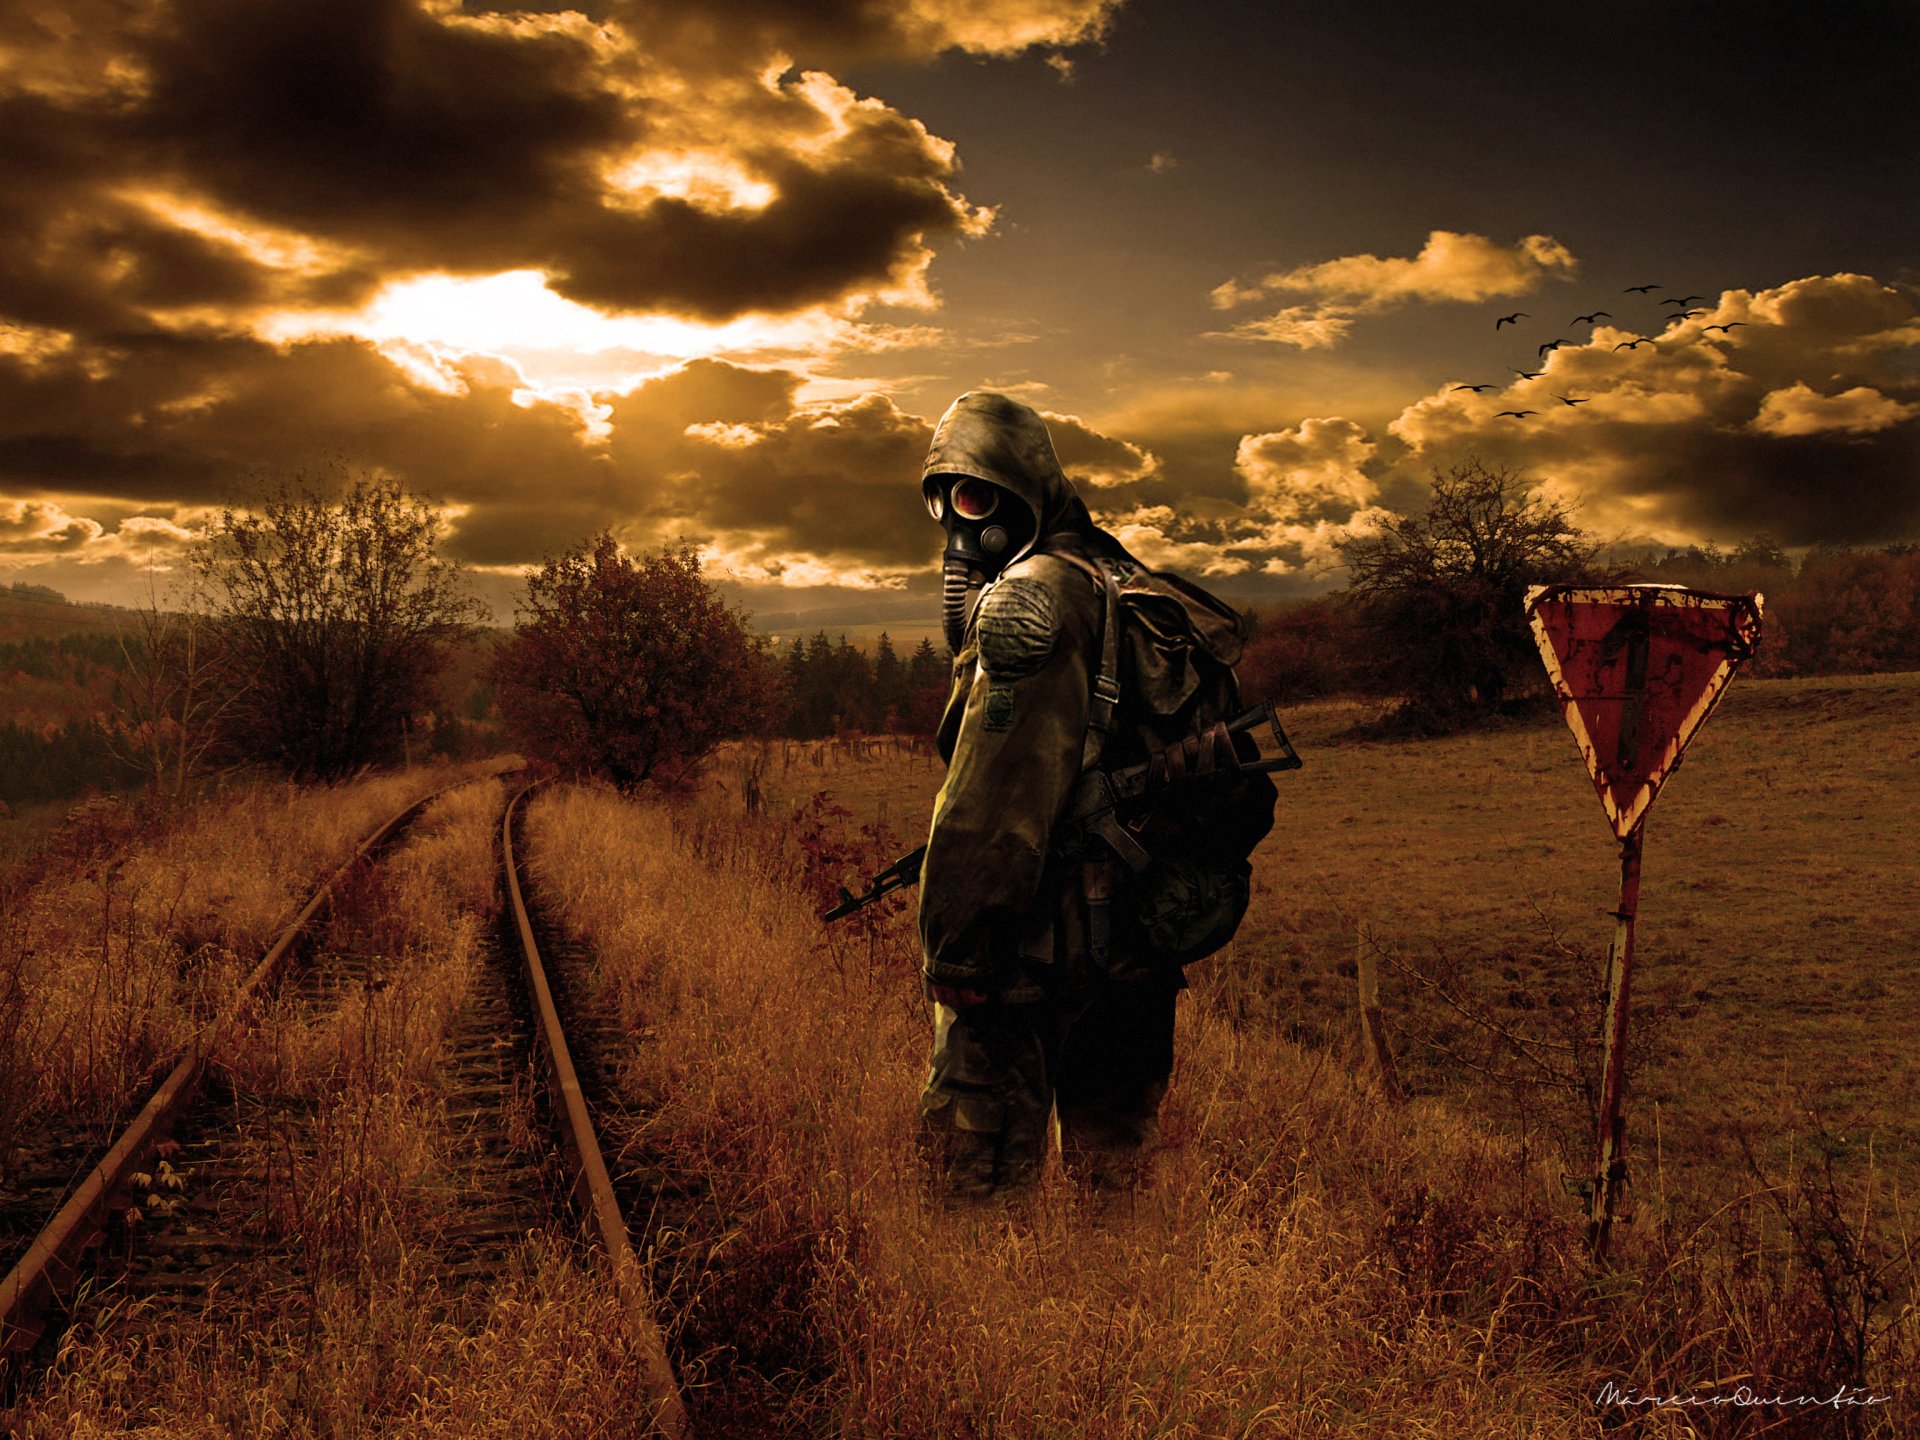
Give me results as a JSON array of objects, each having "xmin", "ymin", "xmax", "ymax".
[{"xmin": 1356, "ymin": 926, "xmax": 1405, "ymax": 1104}]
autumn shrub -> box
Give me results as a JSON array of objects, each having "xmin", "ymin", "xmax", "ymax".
[{"xmin": 495, "ymin": 535, "xmax": 781, "ymax": 788}]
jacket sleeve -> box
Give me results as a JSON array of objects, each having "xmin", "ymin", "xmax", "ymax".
[{"xmin": 917, "ymin": 555, "xmax": 1098, "ymax": 990}]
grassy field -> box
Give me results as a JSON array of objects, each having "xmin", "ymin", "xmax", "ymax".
[
  {"xmin": 508, "ymin": 667, "xmax": 1920, "ymax": 1436},
  {"xmin": 3, "ymin": 670, "xmax": 1913, "ymax": 1434},
  {"xmin": 761, "ymin": 674, "xmax": 1920, "ymax": 1210}
]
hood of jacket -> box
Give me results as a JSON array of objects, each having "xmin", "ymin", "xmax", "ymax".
[
  {"xmin": 922, "ymin": 390, "xmax": 1249, "ymax": 668},
  {"xmin": 922, "ymin": 391, "xmax": 1089, "ymax": 569}
]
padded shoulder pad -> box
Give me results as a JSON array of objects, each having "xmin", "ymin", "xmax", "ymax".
[{"xmin": 975, "ymin": 575, "xmax": 1059, "ymax": 680}]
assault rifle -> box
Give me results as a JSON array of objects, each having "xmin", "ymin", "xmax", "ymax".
[{"xmin": 821, "ymin": 700, "xmax": 1302, "ymax": 922}]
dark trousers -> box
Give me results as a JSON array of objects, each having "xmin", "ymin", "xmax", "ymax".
[{"xmin": 919, "ymin": 970, "xmax": 1179, "ymax": 1197}]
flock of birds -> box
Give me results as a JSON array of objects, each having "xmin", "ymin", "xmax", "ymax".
[{"xmin": 1451, "ymin": 283, "xmax": 1747, "ymax": 419}]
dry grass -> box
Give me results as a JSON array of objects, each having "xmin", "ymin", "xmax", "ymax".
[
  {"xmin": 753, "ymin": 677, "xmax": 1920, "ymax": 1202},
  {"xmin": 13, "ymin": 669, "xmax": 1916, "ymax": 1435},
  {"xmin": 513, "ymin": 786, "xmax": 1646, "ymax": 1435},
  {"xmin": 0, "ymin": 765, "xmax": 483, "ymax": 1157},
  {"xmin": 513, "ymin": 671, "xmax": 1918, "ymax": 1436},
  {"xmin": 23, "ymin": 1244, "xmax": 657, "ymax": 1440}
]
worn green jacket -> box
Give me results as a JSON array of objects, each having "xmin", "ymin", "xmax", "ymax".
[{"xmin": 917, "ymin": 393, "xmax": 1110, "ymax": 993}]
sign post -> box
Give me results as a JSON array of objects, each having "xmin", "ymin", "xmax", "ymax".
[{"xmin": 1524, "ymin": 584, "xmax": 1764, "ymax": 1261}]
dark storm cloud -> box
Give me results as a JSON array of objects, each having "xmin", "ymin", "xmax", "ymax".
[
  {"xmin": 0, "ymin": 0, "xmax": 1005, "ymax": 333},
  {"xmin": 137, "ymin": 0, "xmax": 635, "ymax": 243},
  {"xmin": 654, "ymin": 389, "xmax": 937, "ymax": 573},
  {"xmin": 0, "ymin": 278, "xmax": 1169, "ymax": 587},
  {"xmin": 0, "ymin": 327, "xmax": 620, "ymax": 550}
]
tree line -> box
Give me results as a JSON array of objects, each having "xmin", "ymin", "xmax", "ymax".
[
  {"xmin": 778, "ymin": 631, "xmax": 948, "ymax": 739},
  {"xmin": 1235, "ymin": 461, "xmax": 1920, "ymax": 731},
  {"xmin": 8, "ymin": 462, "xmax": 1920, "ymax": 809}
]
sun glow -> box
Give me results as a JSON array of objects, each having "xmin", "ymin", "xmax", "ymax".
[
  {"xmin": 604, "ymin": 150, "xmax": 777, "ymax": 212},
  {"xmin": 259, "ymin": 270, "xmax": 877, "ymax": 393}
]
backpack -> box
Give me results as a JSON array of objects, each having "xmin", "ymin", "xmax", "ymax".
[{"xmin": 1056, "ymin": 549, "xmax": 1283, "ymax": 969}]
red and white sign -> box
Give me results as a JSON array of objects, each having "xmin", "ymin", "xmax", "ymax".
[{"xmin": 1525, "ymin": 584, "xmax": 1764, "ymax": 839}]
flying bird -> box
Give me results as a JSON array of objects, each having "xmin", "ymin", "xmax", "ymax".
[
  {"xmin": 1702, "ymin": 322, "xmax": 1747, "ymax": 334},
  {"xmin": 1623, "ymin": 284, "xmax": 1661, "ymax": 293},
  {"xmin": 1613, "ymin": 338, "xmax": 1655, "ymax": 350},
  {"xmin": 1538, "ymin": 339, "xmax": 1568, "ymax": 357},
  {"xmin": 1672, "ymin": 309, "xmax": 1709, "ymax": 319},
  {"xmin": 1495, "ymin": 410, "xmax": 1538, "ymax": 419},
  {"xmin": 1572, "ymin": 311, "xmax": 1612, "ymax": 324},
  {"xmin": 1553, "ymin": 394, "xmax": 1590, "ymax": 406},
  {"xmin": 1496, "ymin": 312, "xmax": 1529, "ymax": 328},
  {"xmin": 1452, "ymin": 384, "xmax": 1497, "ymax": 392},
  {"xmin": 1510, "ymin": 368, "xmax": 1544, "ymax": 379},
  {"xmin": 1662, "ymin": 294, "xmax": 1706, "ymax": 307}
]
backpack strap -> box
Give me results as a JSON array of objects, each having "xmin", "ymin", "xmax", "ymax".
[{"xmin": 1054, "ymin": 551, "xmax": 1123, "ymax": 771}]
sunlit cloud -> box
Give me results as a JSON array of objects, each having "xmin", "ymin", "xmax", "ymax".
[
  {"xmin": 1212, "ymin": 231, "xmax": 1578, "ymax": 349},
  {"xmin": 1236, "ymin": 418, "xmax": 1378, "ymax": 521},
  {"xmin": 1752, "ymin": 382, "xmax": 1918, "ymax": 437},
  {"xmin": 0, "ymin": 499, "xmax": 203, "ymax": 566},
  {"xmin": 1379, "ymin": 273, "xmax": 1920, "ymax": 547},
  {"xmin": 1213, "ymin": 305, "xmax": 1357, "ymax": 350},
  {"xmin": 1104, "ymin": 506, "xmax": 1251, "ymax": 575}
]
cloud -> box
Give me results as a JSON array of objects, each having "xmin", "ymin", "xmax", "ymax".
[
  {"xmin": 1105, "ymin": 506, "xmax": 1251, "ymax": 576},
  {"xmin": 611, "ymin": 0, "xmax": 1120, "ymax": 67},
  {"xmin": 1217, "ymin": 306, "xmax": 1357, "ymax": 350},
  {"xmin": 1093, "ymin": 272, "xmax": 1920, "ymax": 585},
  {"xmin": 0, "ymin": 499, "xmax": 201, "ymax": 566},
  {"xmin": 1752, "ymin": 382, "xmax": 1919, "ymax": 437},
  {"xmin": 1235, "ymin": 418, "xmax": 1378, "ymax": 522},
  {"xmin": 0, "ymin": 308, "xmax": 1172, "ymax": 595},
  {"xmin": 1042, "ymin": 410, "xmax": 1160, "ymax": 487},
  {"xmin": 1381, "ymin": 273, "xmax": 1920, "ymax": 547},
  {"xmin": 1212, "ymin": 231, "xmax": 1577, "ymax": 349},
  {"xmin": 0, "ymin": 0, "xmax": 1076, "ymax": 352},
  {"xmin": 0, "ymin": 0, "xmax": 1149, "ymax": 604}
]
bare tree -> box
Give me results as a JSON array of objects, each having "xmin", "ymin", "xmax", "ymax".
[
  {"xmin": 197, "ymin": 474, "xmax": 486, "ymax": 781},
  {"xmin": 1337, "ymin": 459, "xmax": 1603, "ymax": 729},
  {"xmin": 103, "ymin": 571, "xmax": 237, "ymax": 802}
]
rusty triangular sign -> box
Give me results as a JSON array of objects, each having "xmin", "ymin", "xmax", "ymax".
[{"xmin": 1525, "ymin": 584, "xmax": 1764, "ymax": 839}]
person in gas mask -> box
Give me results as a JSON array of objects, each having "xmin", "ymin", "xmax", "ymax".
[{"xmin": 915, "ymin": 390, "xmax": 1273, "ymax": 1201}]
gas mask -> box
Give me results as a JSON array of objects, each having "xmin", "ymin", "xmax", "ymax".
[{"xmin": 924, "ymin": 473, "xmax": 1037, "ymax": 652}]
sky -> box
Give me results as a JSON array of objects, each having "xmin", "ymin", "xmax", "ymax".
[{"xmin": 1, "ymin": 0, "xmax": 1916, "ymax": 622}]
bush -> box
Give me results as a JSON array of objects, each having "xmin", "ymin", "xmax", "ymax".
[{"xmin": 495, "ymin": 535, "xmax": 779, "ymax": 788}]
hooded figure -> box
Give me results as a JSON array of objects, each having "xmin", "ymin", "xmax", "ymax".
[{"xmin": 915, "ymin": 391, "xmax": 1185, "ymax": 1199}]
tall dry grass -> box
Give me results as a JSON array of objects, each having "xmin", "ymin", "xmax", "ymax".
[
  {"xmin": 522, "ymin": 782, "xmax": 1830, "ymax": 1438},
  {"xmin": 0, "ymin": 765, "xmax": 480, "ymax": 1159},
  {"xmin": 16, "ymin": 777, "xmax": 671, "ymax": 1437}
]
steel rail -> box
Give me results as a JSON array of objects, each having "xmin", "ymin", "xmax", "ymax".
[
  {"xmin": 502, "ymin": 781, "xmax": 691, "ymax": 1440},
  {"xmin": 0, "ymin": 771, "xmax": 490, "ymax": 1357}
]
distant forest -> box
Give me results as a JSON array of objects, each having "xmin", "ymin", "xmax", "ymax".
[
  {"xmin": 777, "ymin": 631, "xmax": 949, "ymax": 739},
  {"xmin": 6, "ymin": 541, "xmax": 1920, "ymax": 810},
  {"xmin": 1237, "ymin": 541, "xmax": 1920, "ymax": 706}
]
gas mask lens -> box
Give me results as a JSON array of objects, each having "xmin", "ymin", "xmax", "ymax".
[
  {"xmin": 923, "ymin": 480, "xmax": 944, "ymax": 521},
  {"xmin": 950, "ymin": 479, "xmax": 999, "ymax": 521}
]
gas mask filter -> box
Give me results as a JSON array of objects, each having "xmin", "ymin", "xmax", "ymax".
[{"xmin": 925, "ymin": 475, "xmax": 1036, "ymax": 652}]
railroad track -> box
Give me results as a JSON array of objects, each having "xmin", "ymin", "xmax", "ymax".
[{"xmin": 0, "ymin": 777, "xmax": 690, "ymax": 1439}]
